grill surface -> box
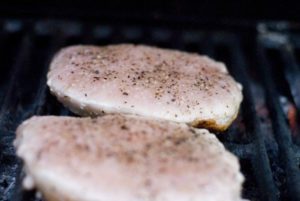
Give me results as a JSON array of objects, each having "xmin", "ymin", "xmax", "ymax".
[{"xmin": 0, "ymin": 18, "xmax": 300, "ymax": 201}]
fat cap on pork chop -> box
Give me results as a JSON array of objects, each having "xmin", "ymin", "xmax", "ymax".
[
  {"xmin": 47, "ymin": 44, "xmax": 243, "ymax": 131},
  {"xmin": 14, "ymin": 114, "xmax": 244, "ymax": 201}
]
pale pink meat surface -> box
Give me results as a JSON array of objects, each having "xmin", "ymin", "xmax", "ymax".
[
  {"xmin": 47, "ymin": 44, "xmax": 243, "ymax": 131},
  {"xmin": 15, "ymin": 114, "xmax": 244, "ymax": 201}
]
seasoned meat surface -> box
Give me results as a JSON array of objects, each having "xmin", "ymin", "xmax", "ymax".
[
  {"xmin": 15, "ymin": 114, "xmax": 244, "ymax": 201},
  {"xmin": 47, "ymin": 44, "xmax": 243, "ymax": 131}
]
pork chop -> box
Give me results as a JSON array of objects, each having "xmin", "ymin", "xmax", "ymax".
[
  {"xmin": 15, "ymin": 114, "xmax": 244, "ymax": 201},
  {"xmin": 47, "ymin": 44, "xmax": 243, "ymax": 131}
]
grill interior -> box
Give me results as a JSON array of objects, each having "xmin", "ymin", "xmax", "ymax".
[{"xmin": 0, "ymin": 18, "xmax": 300, "ymax": 201}]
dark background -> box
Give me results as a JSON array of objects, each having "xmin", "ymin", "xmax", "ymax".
[{"xmin": 1, "ymin": 0, "xmax": 300, "ymax": 22}]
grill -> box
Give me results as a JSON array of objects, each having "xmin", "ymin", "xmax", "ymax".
[{"xmin": 0, "ymin": 18, "xmax": 300, "ymax": 201}]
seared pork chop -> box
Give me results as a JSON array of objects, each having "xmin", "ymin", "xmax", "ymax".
[
  {"xmin": 15, "ymin": 114, "xmax": 244, "ymax": 201},
  {"xmin": 47, "ymin": 44, "xmax": 243, "ymax": 131}
]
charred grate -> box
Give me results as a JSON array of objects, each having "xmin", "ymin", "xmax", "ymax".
[{"xmin": 0, "ymin": 19, "xmax": 300, "ymax": 201}]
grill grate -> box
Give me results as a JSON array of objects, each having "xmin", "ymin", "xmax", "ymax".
[{"xmin": 1, "ymin": 19, "xmax": 300, "ymax": 201}]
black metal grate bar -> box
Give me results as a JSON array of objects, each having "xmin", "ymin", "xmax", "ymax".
[
  {"xmin": 0, "ymin": 31, "xmax": 34, "ymax": 201},
  {"xmin": 0, "ymin": 32, "xmax": 32, "ymax": 127},
  {"xmin": 213, "ymin": 34, "xmax": 279, "ymax": 201},
  {"xmin": 257, "ymin": 38, "xmax": 300, "ymax": 201},
  {"xmin": 278, "ymin": 45, "xmax": 300, "ymax": 112}
]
